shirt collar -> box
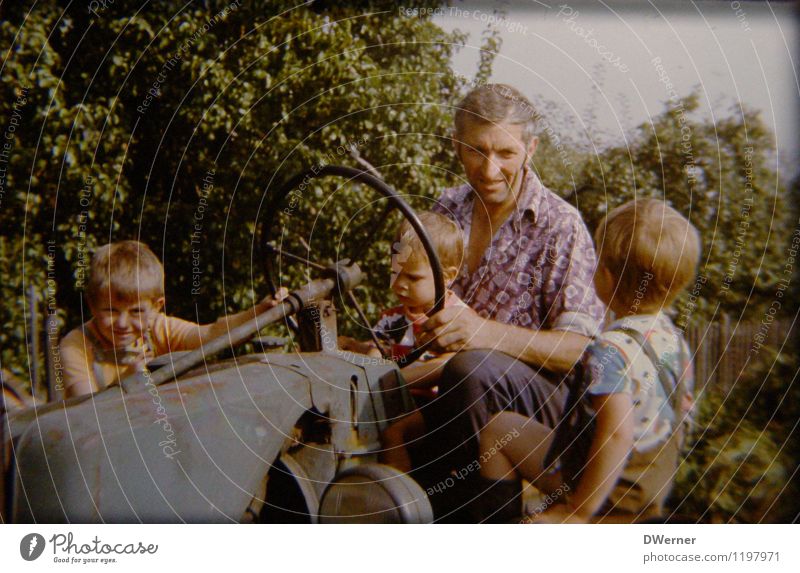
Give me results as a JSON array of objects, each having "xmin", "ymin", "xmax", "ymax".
[
  {"xmin": 606, "ymin": 311, "xmax": 669, "ymax": 335},
  {"xmin": 510, "ymin": 167, "xmax": 544, "ymax": 229},
  {"xmin": 463, "ymin": 167, "xmax": 544, "ymax": 227}
]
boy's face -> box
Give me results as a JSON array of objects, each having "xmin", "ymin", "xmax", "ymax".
[
  {"xmin": 391, "ymin": 255, "xmax": 438, "ymax": 314},
  {"xmin": 90, "ymin": 293, "xmax": 164, "ymax": 347},
  {"xmin": 391, "ymin": 252, "xmax": 458, "ymax": 315}
]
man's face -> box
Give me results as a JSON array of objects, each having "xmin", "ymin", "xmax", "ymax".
[
  {"xmin": 455, "ymin": 118, "xmax": 537, "ymax": 207},
  {"xmin": 90, "ymin": 293, "xmax": 163, "ymax": 348}
]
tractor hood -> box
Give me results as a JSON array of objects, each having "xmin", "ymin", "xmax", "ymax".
[{"xmin": 6, "ymin": 356, "xmax": 312, "ymax": 523}]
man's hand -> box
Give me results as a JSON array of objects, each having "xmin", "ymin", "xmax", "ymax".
[
  {"xmin": 418, "ymin": 304, "xmax": 492, "ymax": 353},
  {"xmin": 419, "ymin": 302, "xmax": 589, "ymax": 373}
]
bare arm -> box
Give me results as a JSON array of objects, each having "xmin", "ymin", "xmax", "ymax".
[
  {"xmin": 563, "ymin": 392, "xmax": 634, "ymax": 520},
  {"xmin": 62, "ymin": 357, "xmax": 96, "ymax": 398},
  {"xmin": 195, "ymin": 290, "xmax": 287, "ymax": 345},
  {"xmin": 337, "ymin": 336, "xmax": 382, "ymax": 357},
  {"xmin": 419, "ymin": 305, "xmax": 589, "ymax": 373}
]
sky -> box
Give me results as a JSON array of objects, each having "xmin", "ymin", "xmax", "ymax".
[{"xmin": 433, "ymin": 0, "xmax": 799, "ymax": 178}]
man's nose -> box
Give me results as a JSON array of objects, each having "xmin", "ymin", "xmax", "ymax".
[{"xmin": 479, "ymin": 154, "xmax": 501, "ymax": 179}]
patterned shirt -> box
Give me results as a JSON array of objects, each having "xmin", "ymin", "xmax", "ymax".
[
  {"xmin": 584, "ymin": 312, "xmax": 694, "ymax": 452},
  {"xmin": 433, "ymin": 169, "xmax": 604, "ymax": 337}
]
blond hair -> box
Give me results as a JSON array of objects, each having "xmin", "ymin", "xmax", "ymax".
[
  {"xmin": 396, "ymin": 211, "xmax": 464, "ymax": 271},
  {"xmin": 595, "ymin": 199, "xmax": 700, "ymax": 310},
  {"xmin": 87, "ymin": 241, "xmax": 165, "ymax": 304},
  {"xmin": 455, "ymin": 83, "xmax": 538, "ymax": 143}
]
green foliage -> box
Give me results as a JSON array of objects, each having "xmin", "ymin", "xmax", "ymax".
[
  {"xmin": 0, "ymin": 0, "xmax": 469, "ymax": 377},
  {"xmin": 671, "ymin": 348, "xmax": 798, "ymax": 522},
  {"xmin": 549, "ymin": 94, "xmax": 792, "ymax": 322},
  {"xmin": 529, "ymin": 91, "xmax": 798, "ymax": 524}
]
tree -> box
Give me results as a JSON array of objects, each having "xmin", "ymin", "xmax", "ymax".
[
  {"xmin": 557, "ymin": 93, "xmax": 792, "ymax": 324},
  {"xmin": 0, "ymin": 0, "xmax": 470, "ymax": 378}
]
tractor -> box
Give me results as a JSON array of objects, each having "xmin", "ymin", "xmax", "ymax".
[{"xmin": 1, "ymin": 166, "xmax": 443, "ymax": 524}]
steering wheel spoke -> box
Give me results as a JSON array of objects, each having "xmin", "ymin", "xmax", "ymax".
[{"xmin": 259, "ymin": 165, "xmax": 445, "ymax": 368}]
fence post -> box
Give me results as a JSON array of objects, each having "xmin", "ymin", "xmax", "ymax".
[
  {"xmin": 27, "ymin": 284, "xmax": 41, "ymax": 400},
  {"xmin": 718, "ymin": 313, "xmax": 731, "ymax": 394}
]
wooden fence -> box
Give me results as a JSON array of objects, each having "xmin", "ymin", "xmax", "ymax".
[{"xmin": 683, "ymin": 314, "xmax": 796, "ymax": 397}]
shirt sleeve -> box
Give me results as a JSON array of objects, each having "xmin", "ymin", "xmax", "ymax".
[
  {"xmin": 59, "ymin": 328, "xmax": 99, "ymax": 398},
  {"xmin": 585, "ymin": 340, "xmax": 632, "ymax": 396},
  {"xmin": 152, "ymin": 314, "xmax": 205, "ymax": 353},
  {"xmin": 431, "ymin": 185, "xmax": 466, "ymax": 222},
  {"xmin": 542, "ymin": 218, "xmax": 605, "ymax": 337},
  {"xmin": 373, "ymin": 313, "xmax": 392, "ymax": 341}
]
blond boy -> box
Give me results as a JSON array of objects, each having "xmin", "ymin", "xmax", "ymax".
[
  {"xmin": 339, "ymin": 211, "xmax": 466, "ymax": 471},
  {"xmin": 60, "ymin": 241, "xmax": 283, "ymax": 397},
  {"xmin": 479, "ymin": 199, "xmax": 700, "ymax": 522}
]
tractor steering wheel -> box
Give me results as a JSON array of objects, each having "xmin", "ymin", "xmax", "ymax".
[{"xmin": 258, "ymin": 165, "xmax": 445, "ymax": 368}]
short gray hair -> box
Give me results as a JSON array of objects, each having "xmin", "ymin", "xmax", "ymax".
[{"xmin": 454, "ymin": 83, "xmax": 538, "ymax": 143}]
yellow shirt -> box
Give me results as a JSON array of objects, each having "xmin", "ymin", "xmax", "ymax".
[{"xmin": 59, "ymin": 313, "xmax": 208, "ymax": 397}]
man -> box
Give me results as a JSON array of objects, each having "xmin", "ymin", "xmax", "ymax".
[{"xmin": 418, "ymin": 83, "xmax": 605, "ymax": 522}]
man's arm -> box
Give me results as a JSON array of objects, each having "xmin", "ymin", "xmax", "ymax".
[{"xmin": 418, "ymin": 305, "xmax": 589, "ymax": 374}]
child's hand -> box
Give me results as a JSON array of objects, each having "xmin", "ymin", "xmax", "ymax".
[
  {"xmin": 256, "ymin": 287, "xmax": 289, "ymax": 312},
  {"xmin": 681, "ymin": 392, "xmax": 695, "ymax": 416},
  {"xmin": 338, "ymin": 336, "xmax": 377, "ymax": 355},
  {"xmin": 338, "ymin": 336, "xmax": 384, "ymax": 357}
]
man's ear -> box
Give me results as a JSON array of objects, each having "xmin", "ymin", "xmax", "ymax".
[{"xmin": 452, "ymin": 134, "xmax": 463, "ymax": 160}]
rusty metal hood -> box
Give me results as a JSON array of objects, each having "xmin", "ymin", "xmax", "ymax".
[{"xmin": 8, "ymin": 358, "xmax": 312, "ymax": 523}]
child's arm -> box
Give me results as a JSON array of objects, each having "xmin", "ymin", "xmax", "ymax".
[
  {"xmin": 193, "ymin": 289, "xmax": 288, "ymax": 345},
  {"xmin": 338, "ymin": 336, "xmax": 382, "ymax": 357},
  {"xmin": 567, "ymin": 392, "xmax": 634, "ymax": 519},
  {"xmin": 60, "ymin": 333, "xmax": 102, "ymax": 398},
  {"xmin": 534, "ymin": 392, "xmax": 634, "ymax": 523},
  {"xmin": 400, "ymin": 353, "xmax": 454, "ymax": 388}
]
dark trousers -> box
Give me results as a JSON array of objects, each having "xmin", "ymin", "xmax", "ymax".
[{"xmin": 415, "ymin": 350, "xmax": 569, "ymax": 521}]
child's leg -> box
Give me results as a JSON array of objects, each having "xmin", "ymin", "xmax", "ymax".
[
  {"xmin": 380, "ymin": 411, "xmax": 425, "ymax": 473},
  {"xmin": 479, "ymin": 412, "xmax": 555, "ymax": 488}
]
